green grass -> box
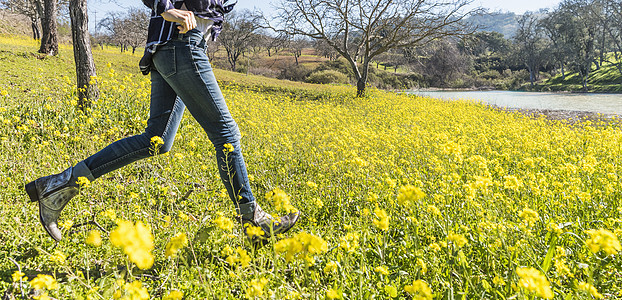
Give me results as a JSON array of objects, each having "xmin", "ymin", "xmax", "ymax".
[{"xmin": 544, "ymin": 56, "xmax": 622, "ymax": 92}]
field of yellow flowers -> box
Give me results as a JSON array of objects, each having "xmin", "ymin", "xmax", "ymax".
[{"xmin": 0, "ymin": 35, "xmax": 621, "ymax": 299}]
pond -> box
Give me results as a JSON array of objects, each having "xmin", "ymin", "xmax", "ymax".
[{"xmin": 410, "ymin": 90, "xmax": 622, "ymax": 115}]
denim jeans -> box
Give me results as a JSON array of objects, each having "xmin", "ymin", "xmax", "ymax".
[{"xmin": 74, "ymin": 29, "xmax": 256, "ymax": 215}]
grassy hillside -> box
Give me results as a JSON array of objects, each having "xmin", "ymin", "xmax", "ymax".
[
  {"xmin": 533, "ymin": 59, "xmax": 622, "ymax": 92},
  {"xmin": 1, "ymin": 35, "xmax": 621, "ymax": 299}
]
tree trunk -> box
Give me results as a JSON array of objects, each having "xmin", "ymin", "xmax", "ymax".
[
  {"xmin": 39, "ymin": 0, "xmax": 58, "ymax": 55},
  {"xmin": 356, "ymin": 64, "xmax": 369, "ymax": 97},
  {"xmin": 70, "ymin": 0, "xmax": 99, "ymax": 111},
  {"xmin": 31, "ymin": 20, "xmax": 40, "ymax": 40}
]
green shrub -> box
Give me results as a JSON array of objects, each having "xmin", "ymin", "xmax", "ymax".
[
  {"xmin": 307, "ymin": 70, "xmax": 349, "ymax": 84},
  {"xmin": 315, "ymin": 60, "xmax": 354, "ymax": 79},
  {"xmin": 278, "ymin": 63, "xmax": 312, "ymax": 81}
]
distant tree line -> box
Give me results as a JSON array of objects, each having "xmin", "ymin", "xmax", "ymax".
[
  {"xmin": 417, "ymin": 0, "xmax": 622, "ymax": 90},
  {"xmin": 95, "ymin": 8, "xmax": 149, "ymax": 54},
  {"xmin": 7, "ymin": 0, "xmax": 615, "ymax": 93}
]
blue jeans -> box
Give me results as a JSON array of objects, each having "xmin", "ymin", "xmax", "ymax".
[{"xmin": 74, "ymin": 29, "xmax": 256, "ymax": 215}]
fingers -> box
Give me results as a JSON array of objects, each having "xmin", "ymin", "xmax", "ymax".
[
  {"xmin": 161, "ymin": 9, "xmax": 197, "ymax": 33},
  {"xmin": 186, "ymin": 11, "xmax": 196, "ymax": 30}
]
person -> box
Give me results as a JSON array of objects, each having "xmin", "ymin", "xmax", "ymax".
[{"xmin": 25, "ymin": 0, "xmax": 298, "ymax": 244}]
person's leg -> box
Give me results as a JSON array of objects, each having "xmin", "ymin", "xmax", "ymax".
[
  {"xmin": 152, "ymin": 31, "xmax": 299, "ymax": 244},
  {"xmin": 81, "ymin": 70, "xmax": 185, "ymax": 179},
  {"xmin": 25, "ymin": 69, "xmax": 184, "ymax": 241},
  {"xmin": 152, "ymin": 33, "xmax": 255, "ymax": 216}
]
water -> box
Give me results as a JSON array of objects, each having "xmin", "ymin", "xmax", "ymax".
[{"xmin": 410, "ymin": 90, "xmax": 622, "ymax": 115}]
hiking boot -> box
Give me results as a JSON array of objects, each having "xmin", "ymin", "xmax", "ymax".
[
  {"xmin": 24, "ymin": 162, "xmax": 93, "ymax": 241},
  {"xmin": 240, "ymin": 205, "xmax": 299, "ymax": 245}
]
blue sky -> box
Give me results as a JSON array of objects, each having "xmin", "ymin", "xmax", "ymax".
[{"xmin": 88, "ymin": 0, "xmax": 563, "ymax": 31}]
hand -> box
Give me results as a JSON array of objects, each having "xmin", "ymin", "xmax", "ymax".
[{"xmin": 161, "ymin": 9, "xmax": 197, "ymax": 33}]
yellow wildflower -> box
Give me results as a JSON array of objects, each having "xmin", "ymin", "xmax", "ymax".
[
  {"xmin": 384, "ymin": 285, "xmax": 398, "ymax": 297},
  {"xmin": 265, "ymin": 188, "xmax": 297, "ymax": 213},
  {"xmin": 245, "ymin": 224, "xmax": 265, "ymax": 238},
  {"xmin": 150, "ymin": 136, "xmax": 164, "ymax": 154},
  {"xmin": 226, "ymin": 247, "xmax": 251, "ymax": 268},
  {"xmin": 165, "ymin": 232, "xmax": 188, "ymax": 258},
  {"xmin": 101, "ymin": 209, "xmax": 117, "ymax": 221},
  {"xmin": 324, "ymin": 261, "xmax": 339, "ymax": 274},
  {"xmin": 119, "ymin": 281, "xmax": 149, "ymax": 300},
  {"xmin": 427, "ymin": 205, "xmax": 441, "ymax": 216},
  {"xmin": 163, "ymin": 290, "xmax": 184, "ymax": 300},
  {"xmin": 372, "ymin": 207, "xmax": 390, "ymax": 231},
  {"xmin": 519, "ymin": 208, "xmax": 539, "ymax": 226},
  {"xmin": 447, "ymin": 233, "xmax": 468, "ymax": 248},
  {"xmin": 245, "ymin": 278, "xmax": 268, "ymax": 298},
  {"xmin": 503, "ymin": 175, "xmax": 521, "ymax": 190},
  {"xmin": 76, "ymin": 176, "xmax": 90, "ymax": 188},
  {"xmin": 397, "ymin": 185, "xmax": 425, "ymax": 206},
  {"xmin": 578, "ymin": 282, "xmax": 604, "ymax": 299},
  {"xmin": 33, "ymin": 293, "xmax": 51, "ymax": 300},
  {"xmin": 374, "ymin": 265, "xmax": 389, "ymax": 275},
  {"xmin": 417, "ymin": 258, "xmax": 428, "ymax": 274},
  {"xmin": 339, "ymin": 232, "xmax": 359, "ymax": 253},
  {"xmin": 110, "ymin": 220, "xmax": 155, "ymax": 270},
  {"xmin": 12, "ymin": 270, "xmax": 25, "ymax": 282},
  {"xmin": 404, "ymin": 280, "xmax": 433, "ymax": 299},
  {"xmin": 214, "ymin": 214, "xmax": 234, "ymax": 231},
  {"xmin": 274, "ymin": 231, "xmax": 328, "ymax": 263},
  {"xmin": 30, "ymin": 274, "xmax": 58, "ymax": 290},
  {"xmin": 585, "ymin": 228, "xmax": 621, "ymax": 255},
  {"xmin": 150, "ymin": 136, "xmax": 164, "ymax": 147},
  {"xmin": 223, "ymin": 143, "xmax": 235, "ymax": 153},
  {"xmin": 326, "ymin": 289, "xmax": 341, "ymax": 299},
  {"xmin": 492, "ymin": 275, "xmax": 505, "ymax": 286},
  {"xmin": 516, "ymin": 267, "xmax": 553, "ymax": 299},
  {"xmin": 179, "ymin": 212, "xmax": 190, "ymax": 221},
  {"xmin": 86, "ymin": 230, "xmax": 102, "ymax": 247},
  {"xmin": 50, "ymin": 250, "xmax": 66, "ymax": 264}
]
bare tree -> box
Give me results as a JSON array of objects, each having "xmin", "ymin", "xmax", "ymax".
[
  {"xmin": 551, "ymin": 0, "xmax": 599, "ymax": 90},
  {"xmin": 206, "ymin": 39, "xmax": 220, "ymax": 62},
  {"xmin": 416, "ymin": 39, "xmax": 470, "ymax": 86},
  {"xmin": 39, "ymin": 0, "xmax": 58, "ymax": 55},
  {"xmin": 314, "ymin": 39, "xmax": 339, "ymax": 60},
  {"xmin": 288, "ymin": 37, "xmax": 307, "ymax": 65},
  {"xmin": 0, "ymin": 0, "xmax": 43, "ymax": 39},
  {"xmin": 98, "ymin": 9, "xmax": 148, "ymax": 53},
  {"xmin": 375, "ymin": 50, "xmax": 403, "ymax": 72},
  {"xmin": 69, "ymin": 0, "xmax": 98, "ymax": 110},
  {"xmin": 264, "ymin": 32, "xmax": 288, "ymax": 57},
  {"xmin": 514, "ymin": 12, "xmax": 549, "ymax": 86},
  {"xmin": 267, "ymin": 0, "xmax": 479, "ymax": 96},
  {"xmin": 540, "ymin": 8, "xmax": 578, "ymax": 80},
  {"xmin": 219, "ymin": 10, "xmax": 262, "ymax": 71}
]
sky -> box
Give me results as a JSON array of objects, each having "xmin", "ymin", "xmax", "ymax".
[{"xmin": 88, "ymin": 0, "xmax": 563, "ymax": 31}]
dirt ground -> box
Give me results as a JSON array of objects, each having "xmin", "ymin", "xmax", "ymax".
[{"xmin": 500, "ymin": 107, "xmax": 620, "ymax": 125}]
